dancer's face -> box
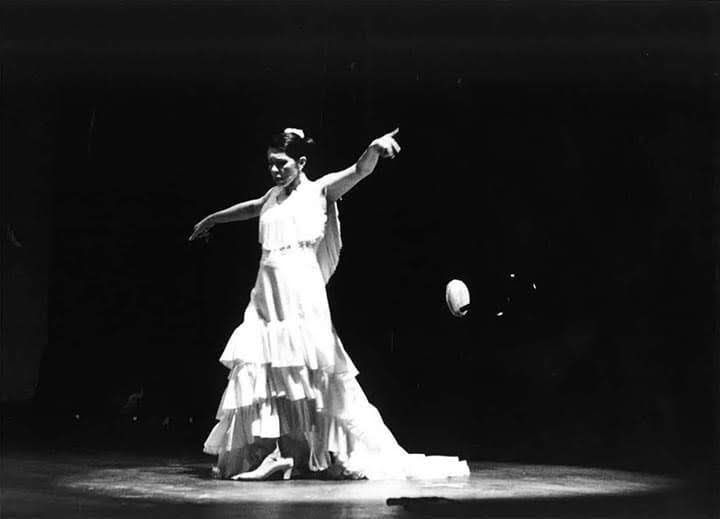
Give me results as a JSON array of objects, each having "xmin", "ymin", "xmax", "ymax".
[{"xmin": 267, "ymin": 148, "xmax": 305, "ymax": 187}]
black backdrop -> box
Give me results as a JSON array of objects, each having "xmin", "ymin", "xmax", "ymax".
[{"xmin": 2, "ymin": 1, "xmax": 717, "ymax": 471}]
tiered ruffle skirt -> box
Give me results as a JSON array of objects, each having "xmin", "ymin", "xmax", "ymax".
[{"xmin": 203, "ymin": 247, "xmax": 469, "ymax": 479}]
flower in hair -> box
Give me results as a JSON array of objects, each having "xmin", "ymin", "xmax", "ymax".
[{"xmin": 284, "ymin": 128, "xmax": 305, "ymax": 140}]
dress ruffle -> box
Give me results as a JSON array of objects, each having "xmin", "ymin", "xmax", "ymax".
[
  {"xmin": 316, "ymin": 198, "xmax": 341, "ymax": 284},
  {"xmin": 203, "ymin": 360, "xmax": 470, "ymax": 479},
  {"xmin": 202, "ymin": 362, "xmax": 374, "ymax": 468},
  {"xmin": 218, "ymin": 305, "xmax": 358, "ymax": 375}
]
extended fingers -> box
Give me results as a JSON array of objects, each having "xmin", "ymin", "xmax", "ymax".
[{"xmin": 188, "ymin": 226, "xmax": 210, "ymax": 241}]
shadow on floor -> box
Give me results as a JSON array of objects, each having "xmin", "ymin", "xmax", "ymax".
[{"xmin": 388, "ymin": 485, "xmax": 718, "ymax": 518}]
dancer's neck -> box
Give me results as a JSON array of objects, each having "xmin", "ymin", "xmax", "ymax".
[{"xmin": 282, "ymin": 172, "xmax": 304, "ymax": 196}]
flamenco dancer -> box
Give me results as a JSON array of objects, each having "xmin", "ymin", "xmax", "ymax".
[{"xmin": 189, "ymin": 127, "xmax": 469, "ymax": 480}]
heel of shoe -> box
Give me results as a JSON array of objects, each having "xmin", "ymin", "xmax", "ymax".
[{"xmin": 281, "ymin": 458, "xmax": 294, "ymax": 480}]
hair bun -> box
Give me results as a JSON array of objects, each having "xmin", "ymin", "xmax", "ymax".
[
  {"xmin": 284, "ymin": 128, "xmax": 305, "ymax": 140},
  {"xmin": 271, "ymin": 128, "xmax": 314, "ymax": 160}
]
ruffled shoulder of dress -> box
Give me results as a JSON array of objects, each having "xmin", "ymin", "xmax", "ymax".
[{"xmin": 317, "ymin": 199, "xmax": 341, "ymax": 284}]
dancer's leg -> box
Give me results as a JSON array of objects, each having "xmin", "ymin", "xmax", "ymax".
[{"xmin": 278, "ymin": 433, "xmax": 311, "ymax": 476}]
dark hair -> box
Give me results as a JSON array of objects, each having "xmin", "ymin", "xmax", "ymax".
[{"xmin": 269, "ymin": 129, "xmax": 315, "ymax": 161}]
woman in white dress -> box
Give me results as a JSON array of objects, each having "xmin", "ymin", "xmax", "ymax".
[{"xmin": 189, "ymin": 127, "xmax": 469, "ymax": 480}]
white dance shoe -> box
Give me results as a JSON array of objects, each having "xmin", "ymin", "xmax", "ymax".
[{"xmin": 230, "ymin": 454, "xmax": 294, "ymax": 481}]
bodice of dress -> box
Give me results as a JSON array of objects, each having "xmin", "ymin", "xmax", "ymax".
[{"xmin": 258, "ymin": 176, "xmax": 327, "ymax": 252}]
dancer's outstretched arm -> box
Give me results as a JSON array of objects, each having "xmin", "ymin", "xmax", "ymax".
[
  {"xmin": 318, "ymin": 128, "xmax": 400, "ymax": 203},
  {"xmin": 188, "ymin": 191, "xmax": 271, "ymax": 241}
]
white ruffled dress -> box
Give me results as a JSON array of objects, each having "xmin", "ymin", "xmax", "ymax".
[{"xmin": 203, "ymin": 175, "xmax": 469, "ymax": 480}]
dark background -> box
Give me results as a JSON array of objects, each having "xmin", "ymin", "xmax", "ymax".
[{"xmin": 2, "ymin": 1, "xmax": 717, "ymax": 475}]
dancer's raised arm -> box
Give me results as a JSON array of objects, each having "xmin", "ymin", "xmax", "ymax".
[
  {"xmin": 318, "ymin": 128, "xmax": 400, "ymax": 203},
  {"xmin": 188, "ymin": 191, "xmax": 271, "ymax": 241}
]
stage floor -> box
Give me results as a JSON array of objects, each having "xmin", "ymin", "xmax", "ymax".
[{"xmin": 1, "ymin": 449, "xmax": 714, "ymax": 518}]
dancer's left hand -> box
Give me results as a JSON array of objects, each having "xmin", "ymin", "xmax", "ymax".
[{"xmin": 371, "ymin": 128, "xmax": 401, "ymax": 159}]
